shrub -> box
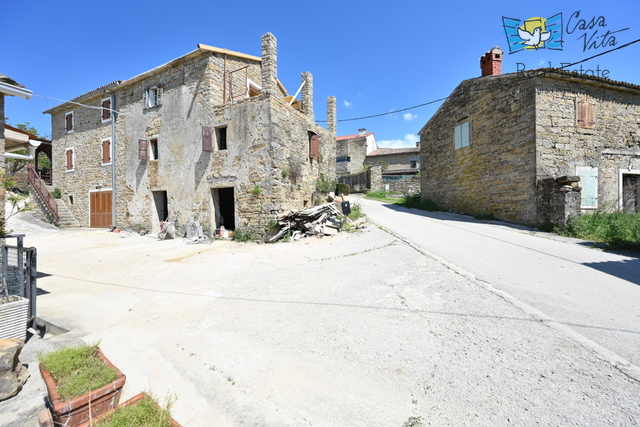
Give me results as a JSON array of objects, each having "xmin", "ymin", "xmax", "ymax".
[
  {"xmin": 400, "ymin": 194, "xmax": 439, "ymax": 211},
  {"xmin": 336, "ymin": 183, "xmax": 350, "ymax": 196},
  {"xmin": 316, "ymin": 174, "xmax": 337, "ymax": 194},
  {"xmin": 51, "ymin": 188, "xmax": 62, "ymax": 199},
  {"xmin": 233, "ymin": 225, "xmax": 253, "ymax": 242},
  {"xmin": 561, "ymin": 211, "xmax": 640, "ymax": 250}
]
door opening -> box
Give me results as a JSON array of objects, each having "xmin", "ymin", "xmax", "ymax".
[
  {"xmin": 153, "ymin": 191, "xmax": 169, "ymax": 222},
  {"xmin": 211, "ymin": 187, "xmax": 235, "ymax": 230},
  {"xmin": 622, "ymin": 174, "xmax": 640, "ymax": 213}
]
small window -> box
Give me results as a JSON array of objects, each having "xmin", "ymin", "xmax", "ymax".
[
  {"xmin": 455, "ymin": 121, "xmax": 471, "ymax": 150},
  {"xmin": 577, "ymin": 97, "xmax": 595, "ymax": 130},
  {"xmin": 101, "ymin": 138, "xmax": 111, "ymax": 165},
  {"xmin": 101, "ymin": 98, "xmax": 112, "ymax": 122},
  {"xmin": 144, "ymin": 85, "xmax": 163, "ymax": 108},
  {"xmin": 410, "ymin": 159, "xmax": 418, "ymax": 169},
  {"xmin": 216, "ymin": 126, "xmax": 228, "ymax": 150},
  {"xmin": 65, "ymin": 148, "xmax": 75, "ymax": 171},
  {"xmin": 336, "ymin": 156, "xmax": 351, "ymax": 163},
  {"xmin": 65, "ymin": 112, "xmax": 74, "ymax": 133},
  {"xmin": 149, "ymin": 138, "xmax": 159, "ymax": 160},
  {"xmin": 309, "ymin": 132, "xmax": 319, "ymax": 161},
  {"xmin": 577, "ymin": 166, "xmax": 598, "ymax": 208}
]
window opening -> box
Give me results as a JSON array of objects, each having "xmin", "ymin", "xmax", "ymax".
[
  {"xmin": 149, "ymin": 139, "xmax": 159, "ymax": 160},
  {"xmin": 102, "ymin": 139, "xmax": 111, "ymax": 165},
  {"xmin": 309, "ymin": 132, "xmax": 319, "ymax": 161},
  {"xmin": 101, "ymin": 98, "xmax": 111, "ymax": 122},
  {"xmin": 622, "ymin": 174, "xmax": 640, "ymax": 213},
  {"xmin": 216, "ymin": 127, "xmax": 228, "ymax": 150},
  {"xmin": 65, "ymin": 112, "xmax": 74, "ymax": 132},
  {"xmin": 410, "ymin": 160, "xmax": 418, "ymax": 169},
  {"xmin": 455, "ymin": 121, "xmax": 471, "ymax": 149},
  {"xmin": 65, "ymin": 148, "xmax": 74, "ymax": 171}
]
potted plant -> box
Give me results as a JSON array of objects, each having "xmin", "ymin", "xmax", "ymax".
[
  {"xmin": 38, "ymin": 344, "xmax": 126, "ymax": 427},
  {"xmin": 76, "ymin": 392, "xmax": 180, "ymax": 427}
]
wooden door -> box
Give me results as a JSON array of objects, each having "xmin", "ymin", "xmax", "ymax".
[
  {"xmin": 623, "ymin": 175, "xmax": 639, "ymax": 213},
  {"xmin": 90, "ymin": 191, "xmax": 112, "ymax": 228}
]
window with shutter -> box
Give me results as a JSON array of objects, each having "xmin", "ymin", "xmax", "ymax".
[
  {"xmin": 138, "ymin": 139, "xmax": 149, "ymax": 160},
  {"xmin": 65, "ymin": 148, "xmax": 74, "ymax": 171},
  {"xmin": 454, "ymin": 121, "xmax": 471, "ymax": 149},
  {"xmin": 102, "ymin": 139, "xmax": 111, "ymax": 165},
  {"xmin": 65, "ymin": 112, "xmax": 74, "ymax": 132},
  {"xmin": 101, "ymin": 98, "xmax": 112, "ymax": 122},
  {"xmin": 577, "ymin": 166, "xmax": 598, "ymax": 208},
  {"xmin": 309, "ymin": 134, "xmax": 320, "ymax": 161},
  {"xmin": 202, "ymin": 126, "xmax": 213, "ymax": 151},
  {"xmin": 577, "ymin": 97, "xmax": 595, "ymax": 130},
  {"xmin": 145, "ymin": 85, "xmax": 163, "ymax": 108}
]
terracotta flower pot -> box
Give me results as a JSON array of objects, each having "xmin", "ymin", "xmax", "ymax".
[
  {"xmin": 39, "ymin": 349, "xmax": 126, "ymax": 427},
  {"xmin": 76, "ymin": 392, "xmax": 182, "ymax": 427}
]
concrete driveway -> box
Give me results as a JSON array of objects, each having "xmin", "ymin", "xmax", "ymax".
[{"xmin": 2, "ymin": 211, "xmax": 640, "ymax": 426}]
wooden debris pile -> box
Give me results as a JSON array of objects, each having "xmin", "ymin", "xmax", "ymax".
[{"xmin": 269, "ymin": 203, "xmax": 348, "ymax": 242}]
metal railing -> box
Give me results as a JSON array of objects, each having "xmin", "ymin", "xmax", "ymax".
[
  {"xmin": 28, "ymin": 165, "xmax": 58, "ymax": 223},
  {"xmin": 1, "ymin": 235, "xmax": 37, "ymax": 329}
]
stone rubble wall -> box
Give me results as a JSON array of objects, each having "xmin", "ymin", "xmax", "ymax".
[{"xmin": 365, "ymin": 152, "xmax": 419, "ymax": 171}]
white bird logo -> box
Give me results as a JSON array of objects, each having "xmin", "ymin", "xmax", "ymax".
[{"xmin": 518, "ymin": 26, "xmax": 551, "ymax": 47}]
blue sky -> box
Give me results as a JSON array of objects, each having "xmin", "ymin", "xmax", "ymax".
[{"xmin": 3, "ymin": 0, "xmax": 639, "ymax": 147}]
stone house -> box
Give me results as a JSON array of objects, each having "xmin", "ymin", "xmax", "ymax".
[
  {"xmin": 365, "ymin": 146, "xmax": 420, "ymax": 177},
  {"xmin": 419, "ymin": 47, "xmax": 640, "ymax": 226},
  {"xmin": 43, "ymin": 33, "xmax": 336, "ymax": 239},
  {"xmin": 335, "ymin": 129, "xmax": 377, "ymax": 176}
]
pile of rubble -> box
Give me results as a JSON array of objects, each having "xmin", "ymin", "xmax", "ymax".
[{"xmin": 269, "ymin": 203, "xmax": 351, "ymax": 242}]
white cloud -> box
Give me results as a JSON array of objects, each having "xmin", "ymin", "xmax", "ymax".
[
  {"xmin": 343, "ymin": 100, "xmax": 353, "ymax": 108},
  {"xmin": 377, "ymin": 134, "xmax": 419, "ymax": 148},
  {"xmin": 403, "ymin": 113, "xmax": 417, "ymax": 121}
]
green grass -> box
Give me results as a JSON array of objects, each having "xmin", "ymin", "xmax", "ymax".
[
  {"xmin": 38, "ymin": 344, "xmax": 119, "ymax": 401},
  {"xmin": 558, "ymin": 211, "xmax": 640, "ymax": 250},
  {"xmin": 93, "ymin": 394, "xmax": 174, "ymax": 427},
  {"xmin": 364, "ymin": 192, "xmax": 439, "ymax": 212},
  {"xmin": 347, "ymin": 202, "xmax": 365, "ymax": 220}
]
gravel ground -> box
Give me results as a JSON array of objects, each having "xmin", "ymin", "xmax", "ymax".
[{"xmin": 1, "ymin": 210, "xmax": 639, "ymax": 426}]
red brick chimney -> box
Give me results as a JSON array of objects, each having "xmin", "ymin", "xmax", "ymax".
[{"xmin": 480, "ymin": 47, "xmax": 503, "ymax": 77}]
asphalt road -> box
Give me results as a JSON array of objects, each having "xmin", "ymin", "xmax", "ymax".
[{"xmin": 355, "ymin": 195, "xmax": 640, "ymax": 377}]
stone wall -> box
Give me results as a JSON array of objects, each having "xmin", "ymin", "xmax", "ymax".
[
  {"xmin": 384, "ymin": 177, "xmax": 420, "ymax": 195},
  {"xmin": 337, "ymin": 137, "xmax": 367, "ymax": 175},
  {"xmin": 420, "ymin": 75, "xmax": 538, "ymax": 224},
  {"xmin": 365, "ymin": 151, "xmax": 419, "ymax": 171},
  {"xmin": 534, "ymin": 74, "xmax": 640, "ymax": 214}
]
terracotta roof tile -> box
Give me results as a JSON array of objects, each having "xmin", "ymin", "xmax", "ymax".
[{"xmin": 336, "ymin": 132, "xmax": 374, "ymax": 141}]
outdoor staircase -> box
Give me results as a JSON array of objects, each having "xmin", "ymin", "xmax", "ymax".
[{"xmin": 44, "ymin": 185, "xmax": 81, "ymax": 228}]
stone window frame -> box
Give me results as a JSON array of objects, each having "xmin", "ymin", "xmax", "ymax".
[
  {"xmin": 454, "ymin": 120, "xmax": 471, "ymax": 150},
  {"xmin": 64, "ymin": 111, "xmax": 74, "ymax": 133},
  {"xmin": 409, "ymin": 159, "xmax": 418, "ymax": 169},
  {"xmin": 577, "ymin": 166, "xmax": 598, "ymax": 209},
  {"xmin": 618, "ymin": 169, "xmax": 640, "ymax": 212},
  {"xmin": 101, "ymin": 98, "xmax": 112, "ymax": 123},
  {"xmin": 101, "ymin": 137, "xmax": 112, "ymax": 166},
  {"xmin": 65, "ymin": 147, "xmax": 75, "ymax": 172}
]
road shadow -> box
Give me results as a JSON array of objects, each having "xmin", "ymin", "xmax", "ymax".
[{"xmin": 583, "ymin": 258, "xmax": 640, "ymax": 286}]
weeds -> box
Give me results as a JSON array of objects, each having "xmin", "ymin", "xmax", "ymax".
[
  {"xmin": 38, "ymin": 343, "xmax": 118, "ymax": 401},
  {"xmin": 316, "ymin": 174, "xmax": 337, "ymax": 194},
  {"xmin": 51, "ymin": 188, "xmax": 62, "ymax": 199},
  {"xmin": 92, "ymin": 393, "xmax": 175, "ymax": 427},
  {"xmin": 233, "ymin": 225, "xmax": 253, "ymax": 242},
  {"xmin": 559, "ymin": 211, "xmax": 640, "ymax": 250},
  {"xmin": 348, "ymin": 202, "xmax": 365, "ymax": 220},
  {"xmin": 252, "ymin": 186, "xmax": 262, "ymax": 196}
]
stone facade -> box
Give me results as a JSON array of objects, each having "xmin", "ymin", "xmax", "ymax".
[
  {"xmin": 45, "ymin": 34, "xmax": 336, "ymax": 240},
  {"xmin": 336, "ymin": 130, "xmax": 376, "ymax": 176},
  {"xmin": 419, "ymin": 69, "xmax": 640, "ymax": 226},
  {"xmin": 365, "ymin": 147, "xmax": 420, "ymax": 172}
]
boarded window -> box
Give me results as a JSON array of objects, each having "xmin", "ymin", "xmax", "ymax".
[
  {"xmin": 102, "ymin": 139, "xmax": 111, "ymax": 164},
  {"xmin": 309, "ymin": 134, "xmax": 320, "ymax": 161},
  {"xmin": 138, "ymin": 139, "xmax": 149, "ymax": 160},
  {"xmin": 577, "ymin": 97, "xmax": 595, "ymax": 129},
  {"xmin": 65, "ymin": 149, "xmax": 74, "ymax": 170},
  {"xmin": 65, "ymin": 112, "xmax": 74, "ymax": 132},
  {"xmin": 454, "ymin": 121, "xmax": 471, "ymax": 149},
  {"xmin": 577, "ymin": 166, "xmax": 598, "ymax": 208},
  {"xmin": 202, "ymin": 126, "xmax": 213, "ymax": 151},
  {"xmin": 101, "ymin": 98, "xmax": 111, "ymax": 121}
]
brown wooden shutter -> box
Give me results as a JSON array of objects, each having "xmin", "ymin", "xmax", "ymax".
[
  {"xmin": 102, "ymin": 99, "xmax": 111, "ymax": 120},
  {"xmin": 309, "ymin": 135, "xmax": 319, "ymax": 160},
  {"xmin": 102, "ymin": 140, "xmax": 111, "ymax": 163},
  {"xmin": 586, "ymin": 100, "xmax": 595, "ymax": 129},
  {"xmin": 202, "ymin": 126, "xmax": 213, "ymax": 151},
  {"xmin": 65, "ymin": 113, "xmax": 73, "ymax": 131},
  {"xmin": 138, "ymin": 139, "xmax": 149, "ymax": 160},
  {"xmin": 577, "ymin": 97, "xmax": 587, "ymax": 127},
  {"xmin": 66, "ymin": 149, "xmax": 73, "ymax": 170}
]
